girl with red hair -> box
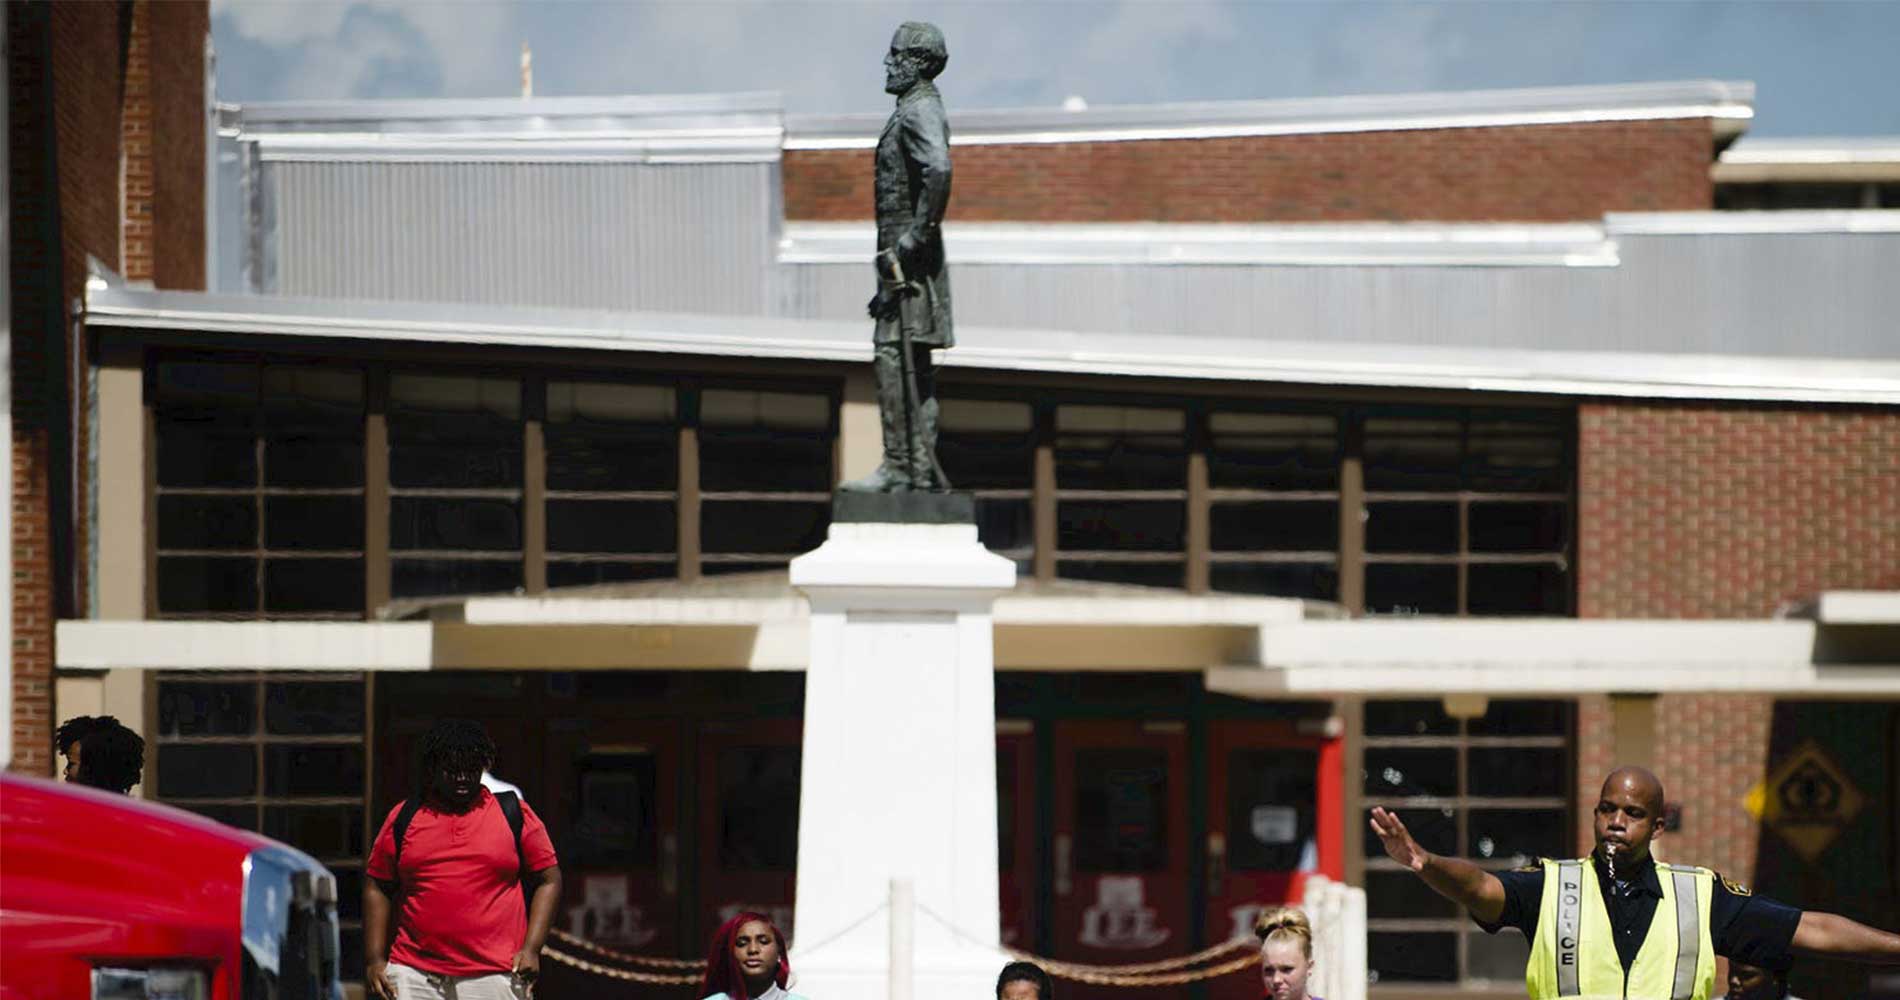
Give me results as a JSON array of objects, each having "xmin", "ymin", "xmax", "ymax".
[{"xmin": 699, "ymin": 911, "xmax": 807, "ymax": 1000}]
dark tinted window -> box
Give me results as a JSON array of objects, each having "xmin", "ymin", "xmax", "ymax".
[{"xmin": 1074, "ymin": 749, "xmax": 1170, "ymax": 872}]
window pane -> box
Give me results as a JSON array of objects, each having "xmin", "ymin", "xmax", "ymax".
[
  {"xmin": 1366, "ymin": 564, "xmax": 1457, "ymax": 615},
  {"xmin": 1364, "ymin": 870, "xmax": 1457, "ymax": 919},
  {"xmin": 265, "ymin": 681, "xmax": 365, "ymax": 736},
  {"xmin": 265, "ymin": 496, "xmax": 364, "ymax": 551},
  {"xmin": 701, "ymin": 501, "xmax": 828, "ymax": 554},
  {"xmin": 265, "ymin": 745, "xmax": 365, "ymax": 797},
  {"xmin": 1365, "ymin": 700, "xmax": 1456, "ymax": 736},
  {"xmin": 264, "ymin": 804, "xmax": 365, "ymax": 859},
  {"xmin": 159, "ymin": 496, "xmax": 256, "ymax": 550},
  {"xmin": 265, "ymin": 559, "xmax": 364, "ymax": 614},
  {"xmin": 940, "ymin": 399, "xmax": 1034, "ymax": 489},
  {"xmin": 1468, "ymin": 747, "xmax": 1566, "ymax": 798},
  {"xmin": 1469, "ymin": 700, "xmax": 1570, "ymax": 737},
  {"xmin": 1361, "ymin": 808, "xmax": 1457, "ymax": 858},
  {"xmin": 179, "ymin": 802, "xmax": 259, "ymax": 831},
  {"xmin": 1366, "ymin": 502, "xmax": 1458, "ymax": 554},
  {"xmin": 1208, "ymin": 563, "xmax": 1336, "ymax": 601},
  {"xmin": 158, "ymin": 428, "xmax": 257, "ymax": 488},
  {"xmin": 159, "ymin": 681, "xmax": 257, "ymax": 737},
  {"xmin": 1468, "ymin": 930, "xmax": 1533, "ymax": 981},
  {"xmin": 1468, "ymin": 808, "xmax": 1568, "ymax": 862},
  {"xmin": 1469, "ymin": 501, "xmax": 1566, "ymax": 553},
  {"xmin": 1363, "ymin": 416, "xmax": 1462, "ymax": 492},
  {"xmin": 158, "ymin": 362, "xmax": 259, "ymax": 414},
  {"xmin": 1055, "ymin": 405, "xmax": 1185, "ymax": 490},
  {"xmin": 262, "ymin": 367, "xmax": 364, "ymax": 489},
  {"xmin": 1074, "ymin": 749, "xmax": 1169, "ymax": 872},
  {"xmin": 1369, "ymin": 932, "xmax": 1458, "ymax": 983},
  {"xmin": 547, "ymin": 561, "xmax": 677, "ymax": 589},
  {"xmin": 719, "ymin": 746, "xmax": 801, "ymax": 871},
  {"xmin": 1057, "ymin": 560, "xmax": 1184, "ymax": 590},
  {"xmin": 1226, "ymin": 749, "xmax": 1317, "ymax": 872},
  {"xmin": 1208, "ymin": 411, "xmax": 1338, "ymax": 490},
  {"xmin": 1057, "ymin": 501, "xmax": 1183, "ymax": 552},
  {"xmin": 157, "ymin": 557, "xmax": 256, "ymax": 614},
  {"xmin": 975, "ymin": 498, "xmax": 1033, "ymax": 553},
  {"xmin": 1468, "ymin": 564, "xmax": 1569, "ymax": 616},
  {"xmin": 391, "ymin": 497, "xmax": 521, "ymax": 551},
  {"xmin": 1209, "ymin": 501, "xmax": 1335, "ymax": 552},
  {"xmin": 1467, "ymin": 413, "xmax": 1566, "ymax": 493},
  {"xmin": 158, "ymin": 744, "xmax": 258, "ymax": 798},
  {"xmin": 546, "ymin": 500, "xmax": 675, "ymax": 554},
  {"xmin": 331, "ymin": 868, "xmax": 364, "ymax": 922},
  {"xmin": 699, "ymin": 389, "xmax": 831, "ymax": 492},
  {"xmin": 571, "ymin": 751, "xmax": 658, "ymax": 867},
  {"xmin": 546, "ymin": 382, "xmax": 677, "ymax": 491},
  {"xmin": 388, "ymin": 375, "xmax": 521, "ymax": 489},
  {"xmin": 391, "ymin": 559, "xmax": 522, "ymax": 599},
  {"xmin": 1364, "ymin": 748, "xmax": 1458, "ymax": 799}
]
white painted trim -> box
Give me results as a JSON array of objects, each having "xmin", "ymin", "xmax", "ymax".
[
  {"xmin": 251, "ymin": 129, "xmax": 784, "ymax": 165},
  {"xmin": 1207, "ymin": 661, "xmax": 1900, "ymax": 696},
  {"xmin": 788, "ymin": 80, "xmax": 1753, "ymax": 149},
  {"xmin": 780, "ymin": 221, "xmax": 1618, "ymax": 268},
  {"xmin": 455, "ymin": 589, "xmax": 1308, "ymax": 627},
  {"xmin": 55, "ymin": 620, "xmax": 434, "ymax": 670},
  {"xmin": 1719, "ymin": 137, "xmax": 1900, "ymax": 165},
  {"xmin": 1814, "ymin": 591, "xmax": 1900, "ymax": 626},
  {"xmin": 82, "ymin": 283, "xmax": 1900, "ymax": 406},
  {"xmin": 1605, "ymin": 210, "xmax": 1900, "ymax": 235}
]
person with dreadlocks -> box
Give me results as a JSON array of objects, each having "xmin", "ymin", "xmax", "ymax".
[
  {"xmin": 55, "ymin": 714, "xmax": 145, "ymax": 794},
  {"xmin": 365, "ymin": 720, "xmax": 561, "ymax": 1000},
  {"xmin": 700, "ymin": 911, "xmax": 807, "ymax": 1000}
]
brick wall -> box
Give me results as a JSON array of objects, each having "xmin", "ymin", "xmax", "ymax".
[
  {"xmin": 784, "ymin": 118, "xmax": 1714, "ymax": 223},
  {"xmin": 1578, "ymin": 402, "xmax": 1900, "ymax": 619},
  {"xmin": 7, "ymin": 0, "xmax": 205, "ymax": 772}
]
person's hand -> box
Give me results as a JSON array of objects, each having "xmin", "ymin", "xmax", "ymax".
[
  {"xmin": 366, "ymin": 958, "xmax": 396, "ymax": 1000},
  {"xmin": 1370, "ymin": 807, "xmax": 1430, "ymax": 872},
  {"xmin": 867, "ymin": 288, "xmax": 902, "ymax": 321},
  {"xmin": 894, "ymin": 230, "xmax": 921, "ymax": 271},
  {"xmin": 511, "ymin": 946, "xmax": 541, "ymax": 983}
]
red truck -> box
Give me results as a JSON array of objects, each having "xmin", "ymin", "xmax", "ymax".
[{"xmin": 0, "ymin": 772, "xmax": 343, "ymax": 1000}]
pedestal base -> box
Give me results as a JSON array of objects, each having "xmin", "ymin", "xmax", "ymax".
[{"xmin": 787, "ymin": 514, "xmax": 1016, "ymax": 1000}]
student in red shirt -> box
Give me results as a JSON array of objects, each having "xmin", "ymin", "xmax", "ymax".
[{"xmin": 365, "ymin": 721, "xmax": 563, "ymax": 1000}]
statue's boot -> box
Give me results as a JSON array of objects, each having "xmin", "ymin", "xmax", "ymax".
[
  {"xmin": 907, "ymin": 393, "xmax": 945, "ymax": 491},
  {"xmin": 839, "ymin": 461, "xmax": 910, "ymax": 493}
]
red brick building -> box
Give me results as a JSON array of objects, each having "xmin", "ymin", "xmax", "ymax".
[{"xmin": 10, "ymin": 47, "xmax": 1897, "ymax": 999}]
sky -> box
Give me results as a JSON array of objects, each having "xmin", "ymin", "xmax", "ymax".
[{"xmin": 210, "ymin": 0, "xmax": 1900, "ymax": 136}]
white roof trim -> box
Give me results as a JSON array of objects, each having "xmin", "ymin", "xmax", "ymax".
[
  {"xmin": 1811, "ymin": 591, "xmax": 1900, "ymax": 626},
  {"xmin": 252, "ymin": 129, "xmax": 785, "ymax": 165},
  {"xmin": 1208, "ymin": 619, "xmax": 1900, "ymax": 696},
  {"xmin": 453, "ymin": 590, "xmax": 1309, "ymax": 627},
  {"xmin": 1719, "ymin": 137, "xmax": 1900, "ymax": 165},
  {"xmin": 788, "ymin": 80, "xmax": 1753, "ymax": 149},
  {"xmin": 1605, "ymin": 210, "xmax": 1900, "ymax": 235},
  {"xmin": 83, "ymin": 283, "xmax": 1900, "ymax": 406},
  {"xmin": 781, "ymin": 221, "xmax": 1618, "ymax": 268},
  {"xmin": 56, "ymin": 620, "xmax": 433, "ymax": 671}
]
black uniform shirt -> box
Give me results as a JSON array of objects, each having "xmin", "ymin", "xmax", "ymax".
[{"xmin": 1477, "ymin": 853, "xmax": 1804, "ymax": 973}]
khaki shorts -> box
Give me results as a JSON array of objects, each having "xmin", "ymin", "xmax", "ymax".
[{"xmin": 387, "ymin": 961, "xmax": 529, "ymax": 1000}]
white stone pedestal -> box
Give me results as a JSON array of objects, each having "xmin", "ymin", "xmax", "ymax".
[{"xmin": 788, "ymin": 518, "xmax": 1016, "ymax": 1000}]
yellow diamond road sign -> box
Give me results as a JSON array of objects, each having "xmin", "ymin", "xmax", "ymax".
[{"xmin": 1744, "ymin": 741, "xmax": 1864, "ymax": 861}]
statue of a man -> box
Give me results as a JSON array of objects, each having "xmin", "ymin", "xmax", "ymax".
[{"xmin": 840, "ymin": 21, "xmax": 954, "ymax": 494}]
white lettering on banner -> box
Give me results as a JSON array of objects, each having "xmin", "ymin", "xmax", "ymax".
[
  {"xmin": 1251, "ymin": 806, "xmax": 1298, "ymax": 845},
  {"xmin": 565, "ymin": 875, "xmax": 659, "ymax": 947},
  {"xmin": 1079, "ymin": 876, "xmax": 1170, "ymax": 950},
  {"xmin": 718, "ymin": 902, "xmax": 795, "ymax": 939}
]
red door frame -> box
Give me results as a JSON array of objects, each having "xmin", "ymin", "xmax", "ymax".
[{"xmin": 998, "ymin": 721, "xmax": 1038, "ymax": 949}]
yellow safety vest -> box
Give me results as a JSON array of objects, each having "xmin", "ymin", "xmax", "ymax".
[{"xmin": 1525, "ymin": 858, "xmax": 1716, "ymax": 1000}]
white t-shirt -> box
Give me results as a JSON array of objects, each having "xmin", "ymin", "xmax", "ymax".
[{"xmin": 480, "ymin": 771, "xmax": 523, "ymax": 800}]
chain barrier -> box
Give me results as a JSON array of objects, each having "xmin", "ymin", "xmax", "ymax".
[
  {"xmin": 549, "ymin": 930, "xmax": 707, "ymax": 969},
  {"xmin": 545, "ymin": 903, "xmax": 1262, "ymax": 989},
  {"xmin": 541, "ymin": 945, "xmax": 704, "ymax": 985}
]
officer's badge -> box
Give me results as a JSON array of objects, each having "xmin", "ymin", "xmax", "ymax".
[{"xmin": 1715, "ymin": 872, "xmax": 1752, "ymax": 896}]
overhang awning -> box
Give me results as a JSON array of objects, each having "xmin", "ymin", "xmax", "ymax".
[{"xmin": 56, "ymin": 586, "xmax": 1900, "ymax": 695}]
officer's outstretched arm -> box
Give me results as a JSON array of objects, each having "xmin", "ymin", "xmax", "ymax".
[
  {"xmin": 1791, "ymin": 911, "xmax": 1900, "ymax": 963},
  {"xmin": 1370, "ymin": 807, "xmax": 1507, "ymax": 925}
]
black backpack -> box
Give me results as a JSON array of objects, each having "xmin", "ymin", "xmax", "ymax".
[{"xmin": 390, "ymin": 790, "xmax": 526, "ymax": 881}]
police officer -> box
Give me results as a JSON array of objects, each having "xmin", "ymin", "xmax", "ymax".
[{"xmin": 1371, "ymin": 766, "xmax": 1900, "ymax": 1000}]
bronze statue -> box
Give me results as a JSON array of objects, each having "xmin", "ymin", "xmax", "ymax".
[{"xmin": 840, "ymin": 22, "xmax": 954, "ymax": 494}]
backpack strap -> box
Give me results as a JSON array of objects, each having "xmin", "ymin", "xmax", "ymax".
[
  {"xmin": 390, "ymin": 797, "xmax": 424, "ymax": 880},
  {"xmin": 495, "ymin": 790, "xmax": 527, "ymax": 877}
]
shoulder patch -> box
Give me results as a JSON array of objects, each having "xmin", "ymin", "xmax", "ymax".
[{"xmin": 1715, "ymin": 872, "xmax": 1751, "ymax": 896}]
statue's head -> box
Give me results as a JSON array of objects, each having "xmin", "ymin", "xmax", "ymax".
[{"xmin": 884, "ymin": 21, "xmax": 947, "ymax": 95}]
